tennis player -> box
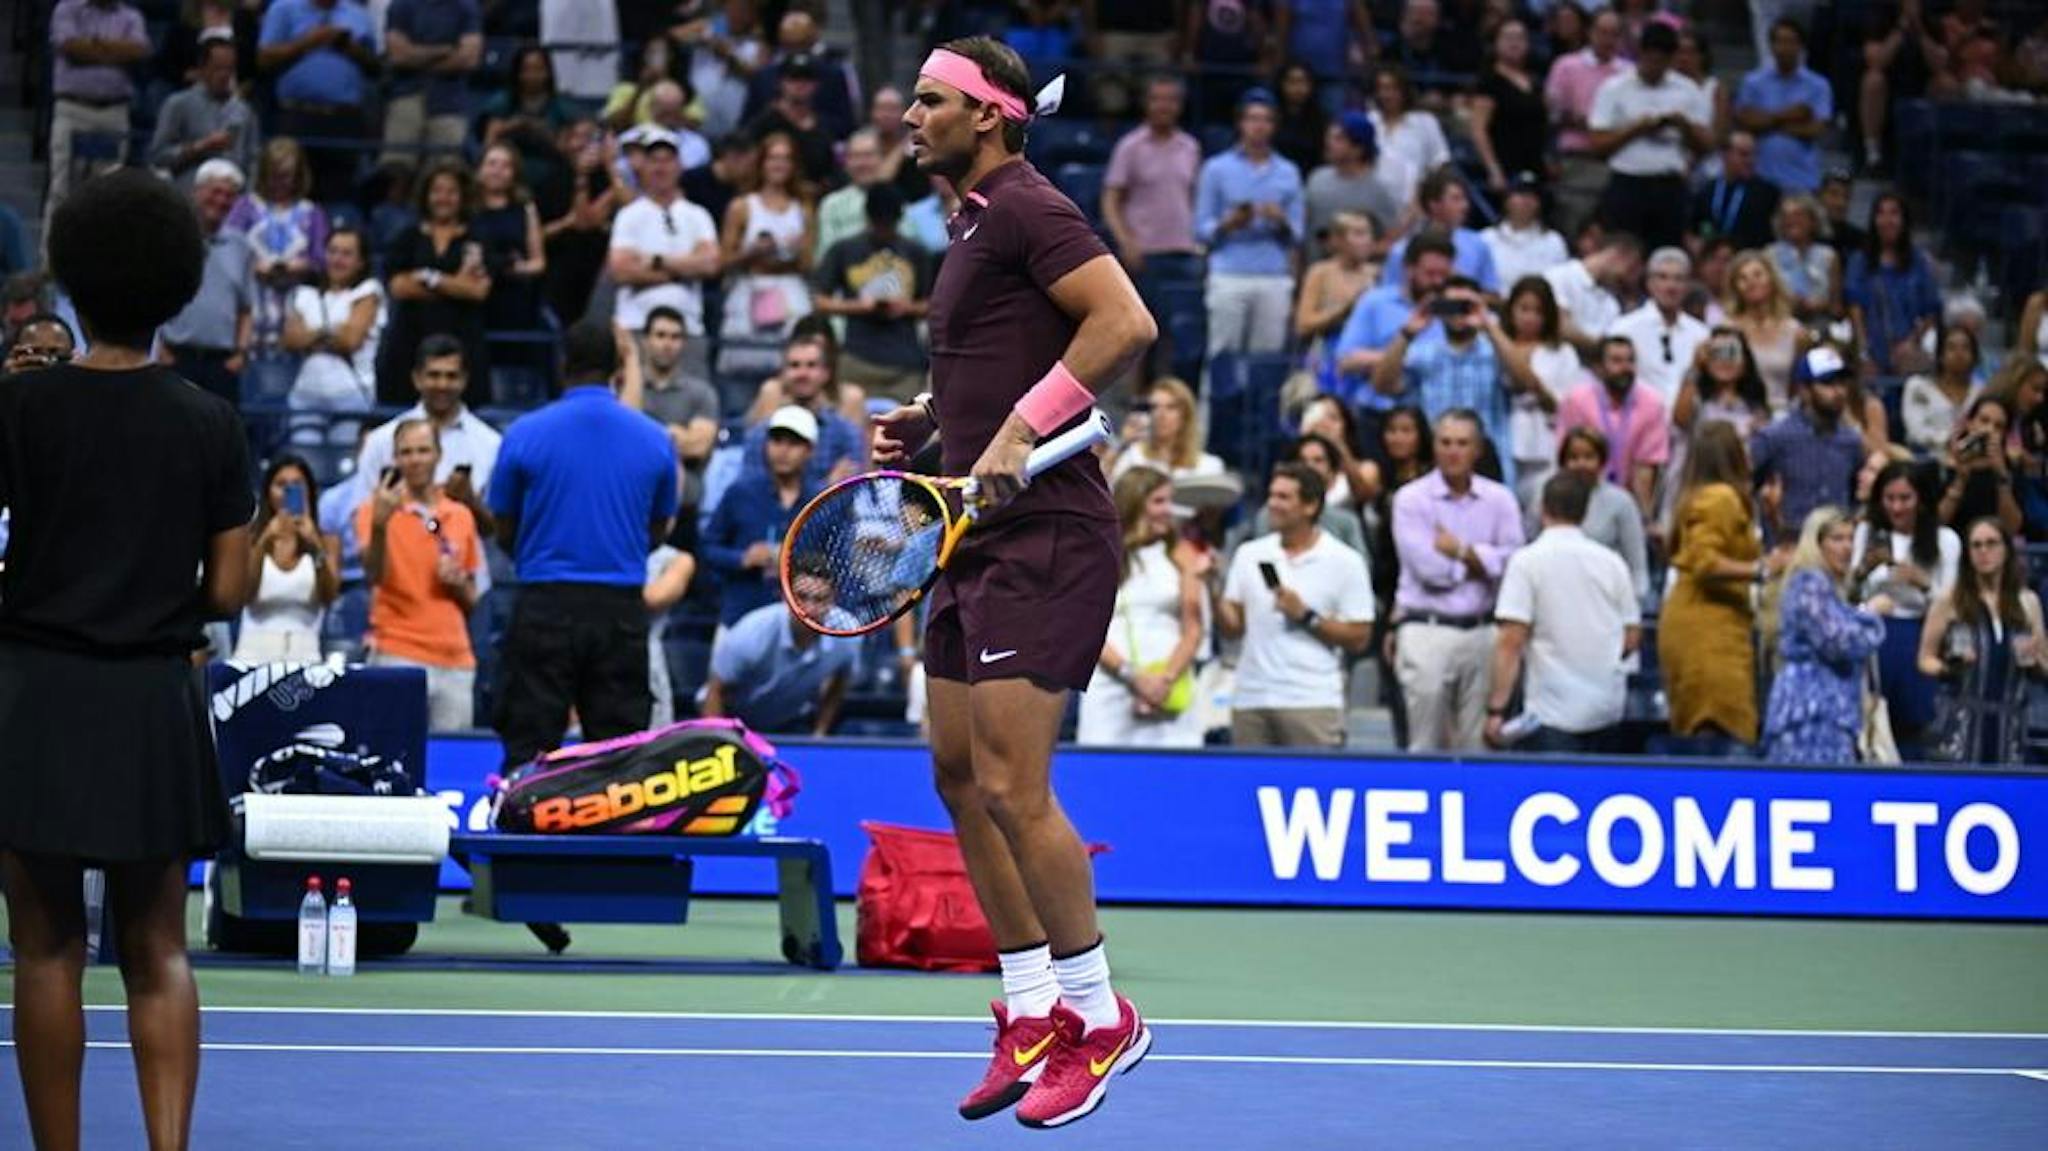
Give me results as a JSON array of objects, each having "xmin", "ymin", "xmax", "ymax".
[
  {"xmin": 872, "ymin": 37, "xmax": 1158, "ymax": 1128},
  {"xmin": 0, "ymin": 170, "xmax": 254, "ymax": 1150}
]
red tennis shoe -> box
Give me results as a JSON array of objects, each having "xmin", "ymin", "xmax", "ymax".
[
  {"xmin": 1015, "ymin": 995, "xmax": 1152, "ymax": 1129},
  {"xmin": 958, "ymin": 1001, "xmax": 1060, "ymax": 1120}
]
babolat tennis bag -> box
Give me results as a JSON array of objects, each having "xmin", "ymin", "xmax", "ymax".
[{"xmin": 491, "ymin": 718, "xmax": 798, "ymax": 836}]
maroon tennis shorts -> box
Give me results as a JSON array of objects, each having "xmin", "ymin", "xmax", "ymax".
[{"xmin": 924, "ymin": 512, "xmax": 1120, "ymax": 692}]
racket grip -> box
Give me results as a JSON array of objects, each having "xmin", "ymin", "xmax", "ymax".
[{"xmin": 1023, "ymin": 409, "xmax": 1116, "ymax": 480}]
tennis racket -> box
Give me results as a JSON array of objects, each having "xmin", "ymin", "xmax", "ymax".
[{"xmin": 779, "ymin": 410, "xmax": 1117, "ymax": 636}]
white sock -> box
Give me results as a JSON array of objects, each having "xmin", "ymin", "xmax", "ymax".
[
  {"xmin": 1051, "ymin": 939, "xmax": 1120, "ymax": 1032},
  {"xmin": 999, "ymin": 943, "xmax": 1059, "ymax": 1019}
]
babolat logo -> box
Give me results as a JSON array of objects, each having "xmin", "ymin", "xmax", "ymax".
[
  {"xmin": 533, "ymin": 745, "xmax": 742, "ymax": 831},
  {"xmin": 211, "ymin": 658, "xmax": 352, "ymax": 723}
]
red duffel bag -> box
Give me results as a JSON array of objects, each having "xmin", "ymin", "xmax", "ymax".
[
  {"xmin": 854, "ymin": 822, "xmax": 1110, "ymax": 972},
  {"xmin": 856, "ymin": 821, "xmax": 998, "ymax": 972}
]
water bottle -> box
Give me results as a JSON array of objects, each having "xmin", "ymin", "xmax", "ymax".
[
  {"xmin": 296, "ymin": 877, "xmax": 327, "ymax": 975},
  {"xmin": 326, "ymin": 878, "xmax": 357, "ymax": 977}
]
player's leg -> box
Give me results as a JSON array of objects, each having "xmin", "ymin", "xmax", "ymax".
[
  {"xmin": 929, "ymin": 672, "xmax": 1064, "ymax": 1120},
  {"xmin": 3, "ymin": 850, "xmax": 88, "ymax": 1151},
  {"xmin": 105, "ymin": 856, "xmax": 202, "ymax": 1151},
  {"xmin": 969, "ymin": 679, "xmax": 1152, "ymax": 1130},
  {"xmin": 965, "ymin": 678, "xmax": 1098, "ymax": 954},
  {"xmin": 930, "ymin": 674, "xmax": 1048, "ymax": 947}
]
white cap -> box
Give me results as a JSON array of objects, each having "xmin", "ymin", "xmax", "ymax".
[
  {"xmin": 623, "ymin": 125, "xmax": 679, "ymax": 154},
  {"xmin": 767, "ymin": 405, "xmax": 818, "ymax": 444}
]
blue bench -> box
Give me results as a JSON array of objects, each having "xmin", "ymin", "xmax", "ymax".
[{"xmin": 448, "ymin": 833, "xmax": 844, "ymax": 970}]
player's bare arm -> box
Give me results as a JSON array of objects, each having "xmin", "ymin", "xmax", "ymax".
[{"xmin": 970, "ymin": 255, "xmax": 1157, "ymax": 508}]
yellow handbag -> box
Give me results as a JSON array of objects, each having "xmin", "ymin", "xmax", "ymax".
[{"xmin": 1124, "ymin": 612, "xmax": 1195, "ymax": 716}]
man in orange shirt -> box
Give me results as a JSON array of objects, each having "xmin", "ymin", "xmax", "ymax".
[{"xmin": 358, "ymin": 418, "xmax": 482, "ymax": 730}]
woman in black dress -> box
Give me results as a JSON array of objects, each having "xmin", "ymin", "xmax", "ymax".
[
  {"xmin": 1469, "ymin": 18, "xmax": 1549, "ymax": 198},
  {"xmin": 0, "ymin": 170, "xmax": 254, "ymax": 1151},
  {"xmin": 473, "ymin": 142, "xmax": 550, "ymax": 390},
  {"xmin": 377, "ymin": 160, "xmax": 494, "ymax": 407}
]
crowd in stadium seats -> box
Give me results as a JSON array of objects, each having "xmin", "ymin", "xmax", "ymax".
[{"xmin": 7, "ymin": 0, "xmax": 2048, "ymax": 767}]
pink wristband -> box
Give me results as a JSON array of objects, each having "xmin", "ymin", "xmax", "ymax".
[{"xmin": 1014, "ymin": 361, "xmax": 1094, "ymax": 437}]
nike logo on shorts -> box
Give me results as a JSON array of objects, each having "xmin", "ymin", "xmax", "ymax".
[{"xmin": 979, "ymin": 648, "xmax": 1018, "ymax": 664}]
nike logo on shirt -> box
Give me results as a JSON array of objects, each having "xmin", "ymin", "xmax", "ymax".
[
  {"xmin": 961, "ymin": 222, "xmax": 980, "ymax": 240},
  {"xmin": 979, "ymin": 648, "xmax": 1017, "ymax": 664}
]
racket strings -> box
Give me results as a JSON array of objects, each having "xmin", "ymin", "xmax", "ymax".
[{"xmin": 783, "ymin": 477, "xmax": 950, "ymax": 633}]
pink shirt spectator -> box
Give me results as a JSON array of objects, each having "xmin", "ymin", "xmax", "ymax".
[
  {"xmin": 1391, "ymin": 469, "xmax": 1526, "ymax": 619},
  {"xmin": 1544, "ymin": 48, "xmax": 1630, "ymax": 158},
  {"xmin": 1103, "ymin": 124, "xmax": 1201, "ymax": 255},
  {"xmin": 1558, "ymin": 382, "xmax": 1672, "ymax": 489}
]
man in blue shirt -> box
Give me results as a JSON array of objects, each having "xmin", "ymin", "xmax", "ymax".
[
  {"xmin": 702, "ymin": 559, "xmax": 859, "ymax": 735},
  {"xmin": 487, "ymin": 320, "xmax": 679, "ymax": 770},
  {"xmin": 1334, "ymin": 229, "xmax": 1455, "ymax": 410},
  {"xmin": 258, "ymin": 0, "xmax": 379, "ymax": 201},
  {"xmin": 740, "ymin": 332, "xmax": 862, "ymax": 488},
  {"xmin": 1749, "ymin": 344, "xmax": 1864, "ymax": 549},
  {"xmin": 1194, "ymin": 88, "xmax": 1304, "ymax": 363},
  {"xmin": 379, "ymin": 0, "xmax": 481, "ymax": 168},
  {"xmin": 708, "ymin": 406, "xmax": 820, "ymax": 626},
  {"xmin": 1380, "ymin": 167, "xmax": 1501, "ymax": 294},
  {"xmin": 1370, "ymin": 276, "xmax": 1538, "ymax": 491},
  {"xmin": 1733, "ymin": 18, "xmax": 1832, "ymax": 195}
]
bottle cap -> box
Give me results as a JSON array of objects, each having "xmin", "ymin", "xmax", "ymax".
[
  {"xmin": 336, "ymin": 878, "xmax": 352, "ymax": 895},
  {"xmin": 307, "ymin": 876, "xmax": 322, "ymax": 891}
]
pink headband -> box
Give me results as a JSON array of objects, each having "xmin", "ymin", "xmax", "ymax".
[{"xmin": 920, "ymin": 49, "xmax": 1031, "ymax": 122}]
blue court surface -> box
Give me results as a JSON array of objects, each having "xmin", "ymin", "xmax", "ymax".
[{"xmin": 7, "ymin": 1006, "xmax": 2047, "ymax": 1149}]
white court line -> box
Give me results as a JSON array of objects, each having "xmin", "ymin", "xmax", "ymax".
[
  {"xmin": 1, "ymin": 1039, "xmax": 2034, "ymax": 1076},
  {"xmin": 34, "ymin": 1005, "xmax": 2048, "ymax": 1041},
  {"xmin": 2018, "ymin": 1071, "xmax": 2048, "ymax": 1084}
]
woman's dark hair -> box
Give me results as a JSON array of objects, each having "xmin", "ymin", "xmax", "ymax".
[
  {"xmin": 415, "ymin": 159, "xmax": 477, "ymax": 222},
  {"xmin": 507, "ymin": 44, "xmax": 558, "ymax": 103},
  {"xmin": 1865, "ymin": 459, "xmax": 1941, "ymax": 570},
  {"xmin": 1285, "ymin": 432, "xmax": 1346, "ymax": 473},
  {"xmin": 1865, "ymin": 191, "xmax": 1917, "ymax": 267},
  {"xmin": 1965, "ymin": 392, "xmax": 2013, "ymax": 430},
  {"xmin": 255, "ymin": 454, "xmax": 321, "ymax": 534},
  {"xmin": 1700, "ymin": 326, "xmax": 1771, "ymax": 414},
  {"xmin": 1302, "ymin": 395, "xmax": 1363, "ymax": 458},
  {"xmin": 1274, "ymin": 60, "xmax": 1316, "ymax": 105},
  {"xmin": 1557, "ymin": 424, "xmax": 1610, "ymax": 468},
  {"xmin": 324, "ymin": 225, "xmax": 370, "ymax": 287},
  {"xmin": 1504, "ymin": 276, "xmax": 1561, "ymax": 345},
  {"xmin": 1951, "ymin": 518, "xmax": 2027, "ymax": 633},
  {"xmin": 48, "ymin": 169, "xmax": 206, "ymax": 349},
  {"xmin": 1670, "ymin": 420, "xmax": 1753, "ymax": 557},
  {"xmin": 1936, "ymin": 322, "xmax": 1981, "ymax": 377},
  {"xmin": 1375, "ymin": 65, "xmax": 1417, "ymax": 114},
  {"xmin": 939, "ymin": 36, "xmax": 1032, "ymax": 154},
  {"xmin": 1381, "ymin": 404, "xmax": 1435, "ymax": 475}
]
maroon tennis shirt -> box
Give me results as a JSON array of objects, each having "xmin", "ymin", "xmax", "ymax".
[{"xmin": 926, "ymin": 158, "xmax": 1116, "ymax": 524}]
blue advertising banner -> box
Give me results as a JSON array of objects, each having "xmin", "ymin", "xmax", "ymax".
[{"xmin": 416, "ymin": 737, "xmax": 2048, "ymax": 920}]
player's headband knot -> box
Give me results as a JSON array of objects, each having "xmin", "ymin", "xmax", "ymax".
[{"xmin": 919, "ymin": 49, "xmax": 1065, "ymax": 124}]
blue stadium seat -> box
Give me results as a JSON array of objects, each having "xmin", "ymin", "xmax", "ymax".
[
  {"xmin": 1027, "ymin": 120, "xmax": 1117, "ymax": 167},
  {"xmin": 1206, "ymin": 352, "xmax": 1292, "ymax": 481},
  {"xmin": 1155, "ymin": 282, "xmax": 1207, "ymax": 385},
  {"xmin": 1053, "ymin": 162, "xmax": 1106, "ymax": 220}
]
